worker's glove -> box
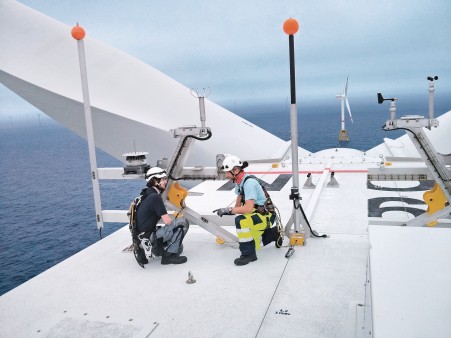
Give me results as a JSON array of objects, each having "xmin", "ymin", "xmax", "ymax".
[{"xmin": 213, "ymin": 207, "xmax": 232, "ymax": 217}]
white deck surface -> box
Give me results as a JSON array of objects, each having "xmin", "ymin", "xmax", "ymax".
[
  {"xmin": 0, "ymin": 227, "xmax": 368, "ymax": 338},
  {"xmin": 1, "ymin": 146, "xmax": 450, "ymax": 337},
  {"xmin": 369, "ymin": 226, "xmax": 451, "ymax": 338},
  {"xmin": 0, "ymin": 154, "xmax": 374, "ymax": 338}
]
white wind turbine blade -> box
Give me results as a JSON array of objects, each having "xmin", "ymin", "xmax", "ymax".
[
  {"xmin": 346, "ymin": 98, "xmax": 353, "ymax": 123},
  {"xmin": 344, "ymin": 76, "xmax": 349, "ymax": 97}
]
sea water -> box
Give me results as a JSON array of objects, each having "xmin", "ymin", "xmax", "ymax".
[{"xmin": 0, "ymin": 99, "xmax": 445, "ymax": 295}]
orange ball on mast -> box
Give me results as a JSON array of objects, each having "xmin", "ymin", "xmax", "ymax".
[
  {"xmin": 283, "ymin": 18, "xmax": 299, "ymax": 35},
  {"xmin": 71, "ymin": 24, "xmax": 85, "ymax": 40}
]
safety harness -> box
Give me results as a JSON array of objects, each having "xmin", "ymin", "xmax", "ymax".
[
  {"xmin": 238, "ymin": 175, "xmax": 284, "ymax": 248},
  {"xmin": 128, "ymin": 187, "xmax": 188, "ymax": 267},
  {"xmin": 238, "ymin": 175, "xmax": 275, "ymax": 215}
]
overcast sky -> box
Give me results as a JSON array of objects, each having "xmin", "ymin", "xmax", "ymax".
[{"xmin": 1, "ymin": 0, "xmax": 450, "ymax": 119}]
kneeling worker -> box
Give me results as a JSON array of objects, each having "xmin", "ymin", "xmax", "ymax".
[
  {"xmin": 136, "ymin": 167, "xmax": 189, "ymax": 265},
  {"xmin": 214, "ymin": 155, "xmax": 282, "ymax": 266}
]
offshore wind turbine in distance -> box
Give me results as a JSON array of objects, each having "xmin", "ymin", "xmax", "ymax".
[{"xmin": 336, "ymin": 76, "xmax": 354, "ymax": 141}]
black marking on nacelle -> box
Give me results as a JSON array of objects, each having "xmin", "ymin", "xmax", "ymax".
[
  {"xmin": 217, "ymin": 174, "xmax": 292, "ymax": 191},
  {"xmin": 368, "ymin": 197, "xmax": 426, "ymax": 218}
]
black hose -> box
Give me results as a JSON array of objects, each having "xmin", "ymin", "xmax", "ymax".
[
  {"xmin": 299, "ymin": 203, "xmax": 328, "ymax": 238},
  {"xmin": 292, "ymin": 198, "xmax": 327, "ymax": 238},
  {"xmin": 168, "ymin": 129, "xmax": 212, "ymax": 180}
]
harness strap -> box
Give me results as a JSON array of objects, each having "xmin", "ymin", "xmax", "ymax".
[{"xmin": 133, "ymin": 188, "xmax": 159, "ymax": 237}]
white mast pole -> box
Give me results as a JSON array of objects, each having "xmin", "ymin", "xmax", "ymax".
[
  {"xmin": 72, "ymin": 25, "xmax": 104, "ymax": 232},
  {"xmin": 283, "ymin": 18, "xmax": 309, "ymax": 237}
]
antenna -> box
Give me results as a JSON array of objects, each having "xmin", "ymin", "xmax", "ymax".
[{"xmin": 190, "ymin": 88, "xmax": 211, "ymax": 137}]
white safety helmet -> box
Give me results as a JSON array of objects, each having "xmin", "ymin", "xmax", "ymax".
[
  {"xmin": 145, "ymin": 167, "xmax": 168, "ymax": 182},
  {"xmin": 220, "ymin": 155, "xmax": 243, "ymax": 172}
]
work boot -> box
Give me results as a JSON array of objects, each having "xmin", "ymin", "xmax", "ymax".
[
  {"xmin": 161, "ymin": 251, "xmax": 187, "ymax": 265},
  {"xmin": 234, "ymin": 254, "xmax": 257, "ymax": 266},
  {"xmin": 151, "ymin": 246, "xmax": 161, "ymax": 257},
  {"xmin": 151, "ymin": 238, "xmax": 164, "ymax": 257},
  {"xmin": 136, "ymin": 246, "xmax": 148, "ymax": 265}
]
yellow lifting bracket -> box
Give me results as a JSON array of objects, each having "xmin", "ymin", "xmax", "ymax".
[
  {"xmin": 289, "ymin": 233, "xmax": 305, "ymax": 246},
  {"xmin": 423, "ymin": 183, "xmax": 447, "ymax": 226},
  {"xmin": 167, "ymin": 182, "xmax": 188, "ymax": 209},
  {"xmin": 285, "ymin": 232, "xmax": 305, "ymax": 258}
]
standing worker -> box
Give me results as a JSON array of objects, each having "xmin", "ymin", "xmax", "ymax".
[
  {"xmin": 135, "ymin": 167, "xmax": 189, "ymax": 265},
  {"xmin": 214, "ymin": 155, "xmax": 283, "ymax": 266}
]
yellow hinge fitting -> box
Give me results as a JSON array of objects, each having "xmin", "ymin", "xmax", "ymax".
[{"xmin": 423, "ymin": 182, "xmax": 447, "ymax": 226}]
